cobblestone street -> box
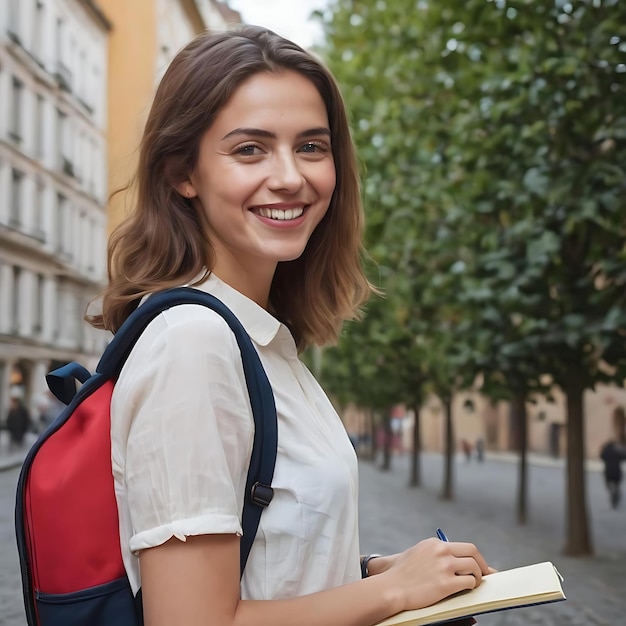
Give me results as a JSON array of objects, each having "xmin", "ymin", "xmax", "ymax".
[
  {"xmin": 1, "ymin": 451, "xmax": 625, "ymax": 625},
  {"xmin": 359, "ymin": 453, "xmax": 626, "ymax": 625}
]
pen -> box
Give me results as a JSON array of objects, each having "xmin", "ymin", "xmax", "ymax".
[{"xmin": 436, "ymin": 528, "xmax": 449, "ymax": 542}]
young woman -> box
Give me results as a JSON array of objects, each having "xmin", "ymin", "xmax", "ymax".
[{"xmin": 91, "ymin": 26, "xmax": 492, "ymax": 626}]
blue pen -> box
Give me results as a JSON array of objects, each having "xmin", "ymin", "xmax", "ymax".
[{"xmin": 436, "ymin": 528, "xmax": 449, "ymax": 542}]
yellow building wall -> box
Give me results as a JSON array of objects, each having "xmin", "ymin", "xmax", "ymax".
[
  {"xmin": 417, "ymin": 384, "xmax": 626, "ymax": 461},
  {"xmin": 99, "ymin": 0, "xmax": 158, "ymax": 232},
  {"xmin": 338, "ymin": 384, "xmax": 624, "ymax": 461}
]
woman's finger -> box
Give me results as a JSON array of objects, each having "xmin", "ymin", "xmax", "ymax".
[
  {"xmin": 450, "ymin": 573, "xmax": 480, "ymax": 594},
  {"xmin": 452, "ymin": 557, "xmax": 483, "ymax": 584},
  {"xmin": 447, "ymin": 542, "xmax": 491, "ymax": 575}
]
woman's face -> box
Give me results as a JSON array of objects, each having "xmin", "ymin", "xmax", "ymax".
[{"xmin": 186, "ymin": 70, "xmax": 336, "ymax": 296}]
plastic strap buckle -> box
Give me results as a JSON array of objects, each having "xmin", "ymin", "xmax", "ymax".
[{"xmin": 250, "ymin": 482, "xmax": 274, "ymax": 507}]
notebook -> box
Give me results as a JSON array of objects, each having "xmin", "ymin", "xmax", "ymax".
[{"xmin": 375, "ymin": 561, "xmax": 566, "ymax": 626}]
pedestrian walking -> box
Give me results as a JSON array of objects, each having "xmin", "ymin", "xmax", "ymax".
[
  {"xmin": 5, "ymin": 388, "xmax": 31, "ymax": 451},
  {"xmin": 87, "ymin": 26, "xmax": 494, "ymax": 625},
  {"xmin": 600, "ymin": 406, "xmax": 626, "ymax": 509},
  {"xmin": 461, "ymin": 438, "xmax": 473, "ymax": 462},
  {"xmin": 475, "ymin": 437, "xmax": 485, "ymax": 463},
  {"xmin": 600, "ymin": 439, "xmax": 625, "ymax": 508}
]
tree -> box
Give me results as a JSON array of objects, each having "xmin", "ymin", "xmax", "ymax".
[
  {"xmin": 412, "ymin": 0, "xmax": 626, "ymax": 554},
  {"xmin": 318, "ymin": 0, "xmax": 626, "ymax": 555},
  {"xmin": 319, "ymin": 288, "xmax": 425, "ymax": 473},
  {"xmin": 318, "ymin": 0, "xmax": 476, "ymax": 495}
]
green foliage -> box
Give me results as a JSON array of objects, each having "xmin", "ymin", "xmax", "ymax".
[
  {"xmin": 316, "ymin": 0, "xmax": 626, "ymax": 409},
  {"xmin": 427, "ymin": 0, "xmax": 626, "ymax": 393}
]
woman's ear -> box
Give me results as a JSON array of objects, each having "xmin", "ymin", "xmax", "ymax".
[
  {"xmin": 174, "ymin": 181, "xmax": 197, "ymax": 199},
  {"xmin": 165, "ymin": 155, "xmax": 197, "ymax": 199}
]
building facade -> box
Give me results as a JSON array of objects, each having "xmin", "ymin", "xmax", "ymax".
[
  {"xmin": 0, "ymin": 0, "xmax": 111, "ymax": 420},
  {"xmin": 418, "ymin": 384, "xmax": 626, "ymax": 460},
  {"xmin": 0, "ymin": 0, "xmax": 240, "ymax": 424},
  {"xmin": 344, "ymin": 384, "xmax": 626, "ymax": 462}
]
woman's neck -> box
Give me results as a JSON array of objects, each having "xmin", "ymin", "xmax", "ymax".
[{"xmin": 210, "ymin": 264, "xmax": 274, "ymax": 309}]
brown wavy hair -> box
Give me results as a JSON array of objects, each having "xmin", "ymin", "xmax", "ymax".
[{"xmin": 89, "ymin": 26, "xmax": 373, "ymax": 350}]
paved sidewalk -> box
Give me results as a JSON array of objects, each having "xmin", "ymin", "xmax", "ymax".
[
  {"xmin": 0, "ymin": 434, "xmax": 604, "ymax": 473},
  {"xmin": 0, "ymin": 432, "xmax": 37, "ymax": 472},
  {"xmin": 0, "ymin": 450, "xmax": 622, "ymax": 626},
  {"xmin": 483, "ymin": 449, "xmax": 603, "ymax": 472},
  {"xmin": 358, "ymin": 452, "xmax": 625, "ymax": 626}
]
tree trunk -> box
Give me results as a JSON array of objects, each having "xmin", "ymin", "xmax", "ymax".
[
  {"xmin": 563, "ymin": 384, "xmax": 593, "ymax": 555},
  {"xmin": 409, "ymin": 404, "xmax": 422, "ymax": 487},
  {"xmin": 441, "ymin": 396, "xmax": 454, "ymax": 500},
  {"xmin": 511, "ymin": 395, "xmax": 528, "ymax": 525},
  {"xmin": 381, "ymin": 409, "xmax": 392, "ymax": 471},
  {"xmin": 365, "ymin": 408, "xmax": 376, "ymax": 461}
]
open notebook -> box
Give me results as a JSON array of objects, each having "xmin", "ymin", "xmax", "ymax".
[{"xmin": 375, "ymin": 561, "xmax": 565, "ymax": 626}]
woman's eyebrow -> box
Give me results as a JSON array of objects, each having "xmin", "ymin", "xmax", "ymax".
[
  {"xmin": 298, "ymin": 127, "xmax": 331, "ymax": 139},
  {"xmin": 221, "ymin": 127, "xmax": 331, "ymax": 141}
]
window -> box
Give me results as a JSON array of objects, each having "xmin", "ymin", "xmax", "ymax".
[
  {"xmin": 34, "ymin": 181, "xmax": 45, "ymax": 241},
  {"xmin": 55, "ymin": 194, "xmax": 73, "ymax": 259},
  {"xmin": 56, "ymin": 108, "xmax": 74, "ymax": 176},
  {"xmin": 12, "ymin": 266, "xmax": 21, "ymax": 333},
  {"xmin": 33, "ymin": 1, "xmax": 45, "ymax": 62},
  {"xmin": 8, "ymin": 1, "xmax": 20, "ymax": 41},
  {"xmin": 34, "ymin": 274, "xmax": 45, "ymax": 334},
  {"xmin": 76, "ymin": 130, "xmax": 85, "ymax": 183},
  {"xmin": 54, "ymin": 280, "xmax": 63, "ymax": 339},
  {"xmin": 35, "ymin": 94, "xmax": 45, "ymax": 158},
  {"xmin": 88, "ymin": 64, "xmax": 100, "ymax": 114},
  {"xmin": 89, "ymin": 137, "xmax": 97, "ymax": 194},
  {"xmin": 55, "ymin": 18, "xmax": 71, "ymax": 91},
  {"xmin": 10, "ymin": 170, "xmax": 23, "ymax": 228},
  {"xmin": 87, "ymin": 218, "xmax": 95, "ymax": 272},
  {"xmin": 10, "ymin": 77, "xmax": 23, "ymax": 142},
  {"xmin": 56, "ymin": 193, "xmax": 66, "ymax": 252},
  {"xmin": 55, "ymin": 17, "xmax": 64, "ymax": 65},
  {"xmin": 55, "ymin": 107, "xmax": 63, "ymax": 161},
  {"xmin": 77, "ymin": 49, "xmax": 86, "ymax": 102}
]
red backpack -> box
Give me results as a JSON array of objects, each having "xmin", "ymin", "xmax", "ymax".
[{"xmin": 15, "ymin": 288, "xmax": 277, "ymax": 626}]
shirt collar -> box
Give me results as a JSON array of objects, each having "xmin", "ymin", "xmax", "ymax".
[{"xmin": 191, "ymin": 273, "xmax": 282, "ymax": 347}]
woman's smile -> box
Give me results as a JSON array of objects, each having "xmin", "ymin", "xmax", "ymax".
[{"xmin": 251, "ymin": 203, "xmax": 306, "ymax": 220}]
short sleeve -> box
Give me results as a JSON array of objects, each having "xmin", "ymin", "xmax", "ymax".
[{"xmin": 111, "ymin": 305, "xmax": 255, "ymax": 553}]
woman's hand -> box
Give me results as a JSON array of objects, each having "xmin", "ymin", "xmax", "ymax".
[{"xmin": 375, "ymin": 538, "xmax": 492, "ymax": 614}]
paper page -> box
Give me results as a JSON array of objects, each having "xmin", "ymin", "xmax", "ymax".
[{"xmin": 375, "ymin": 562, "xmax": 565, "ymax": 626}]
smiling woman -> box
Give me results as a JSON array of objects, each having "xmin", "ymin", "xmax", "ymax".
[
  {"xmin": 93, "ymin": 27, "xmax": 366, "ymax": 349},
  {"xmin": 85, "ymin": 25, "xmax": 494, "ymax": 626},
  {"xmin": 179, "ymin": 70, "xmax": 337, "ymax": 299}
]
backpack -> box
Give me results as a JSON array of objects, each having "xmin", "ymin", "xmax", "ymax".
[{"xmin": 15, "ymin": 288, "xmax": 278, "ymax": 626}]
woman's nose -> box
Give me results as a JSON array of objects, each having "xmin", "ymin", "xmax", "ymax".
[{"xmin": 267, "ymin": 152, "xmax": 305, "ymax": 192}]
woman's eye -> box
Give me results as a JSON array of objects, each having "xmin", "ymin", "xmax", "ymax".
[
  {"xmin": 235, "ymin": 143, "xmax": 262, "ymax": 156},
  {"xmin": 299, "ymin": 141, "xmax": 329, "ymax": 153}
]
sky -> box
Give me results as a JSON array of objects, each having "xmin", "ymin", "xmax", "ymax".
[{"xmin": 228, "ymin": 0, "xmax": 329, "ymax": 49}]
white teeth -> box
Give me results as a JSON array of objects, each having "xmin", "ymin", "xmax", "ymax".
[{"xmin": 255, "ymin": 206, "xmax": 304, "ymax": 220}]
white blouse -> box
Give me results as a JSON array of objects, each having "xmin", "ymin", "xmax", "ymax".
[{"xmin": 110, "ymin": 274, "xmax": 361, "ymax": 598}]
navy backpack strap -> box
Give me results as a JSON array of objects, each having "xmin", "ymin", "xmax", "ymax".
[
  {"xmin": 98, "ymin": 287, "xmax": 277, "ymax": 577},
  {"xmin": 46, "ymin": 362, "xmax": 92, "ymax": 405}
]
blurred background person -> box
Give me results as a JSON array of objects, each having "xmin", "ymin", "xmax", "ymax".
[
  {"xmin": 5, "ymin": 387, "xmax": 32, "ymax": 451},
  {"xmin": 599, "ymin": 406, "xmax": 626, "ymax": 509}
]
